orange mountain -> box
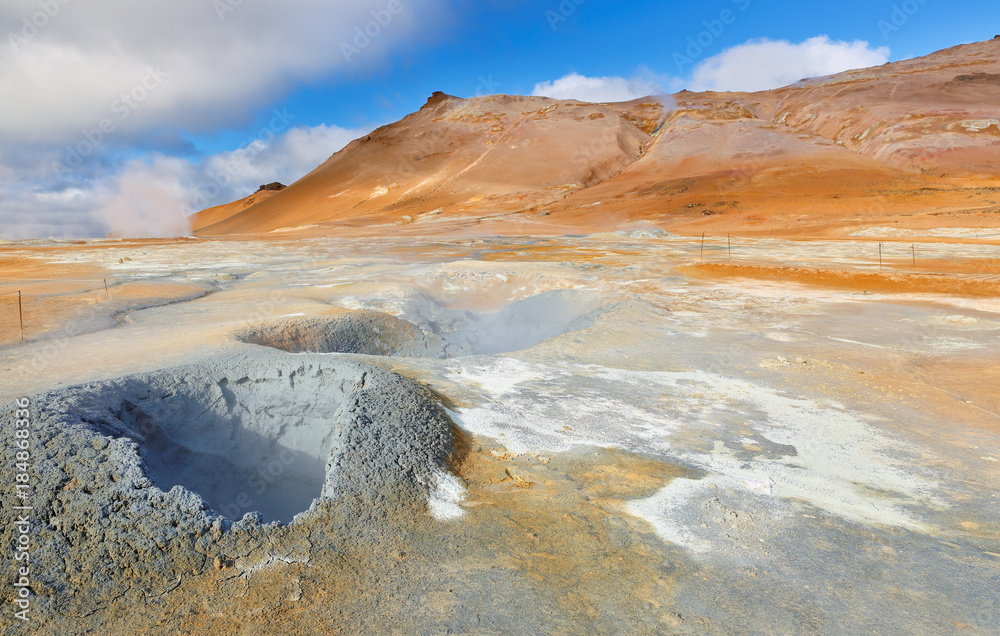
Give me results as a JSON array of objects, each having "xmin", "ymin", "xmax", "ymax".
[{"xmin": 192, "ymin": 39, "xmax": 1000, "ymax": 238}]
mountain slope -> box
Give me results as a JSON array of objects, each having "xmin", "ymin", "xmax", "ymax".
[
  {"xmin": 193, "ymin": 39, "xmax": 1000, "ymax": 238},
  {"xmin": 194, "ymin": 93, "xmax": 654, "ymax": 235}
]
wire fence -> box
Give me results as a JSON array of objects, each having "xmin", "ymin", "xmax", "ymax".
[
  {"xmin": 686, "ymin": 233, "xmax": 1000, "ymax": 301},
  {"xmin": 1, "ymin": 279, "xmax": 112, "ymax": 344},
  {"xmin": 2, "ymin": 236, "xmax": 998, "ymax": 345},
  {"xmin": 694, "ymin": 234, "xmax": 999, "ymax": 268},
  {"xmin": 0, "ymin": 290, "xmax": 24, "ymax": 342}
]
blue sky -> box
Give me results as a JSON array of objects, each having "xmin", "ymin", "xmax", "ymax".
[
  {"xmin": 194, "ymin": 0, "xmax": 997, "ymax": 154},
  {"xmin": 1, "ymin": 0, "xmax": 998, "ymax": 238}
]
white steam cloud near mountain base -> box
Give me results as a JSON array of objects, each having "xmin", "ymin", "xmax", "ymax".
[
  {"xmin": 100, "ymin": 158, "xmax": 194, "ymax": 238},
  {"xmin": 0, "ymin": 123, "xmax": 367, "ymax": 240}
]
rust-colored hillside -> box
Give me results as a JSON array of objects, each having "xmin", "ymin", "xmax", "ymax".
[{"xmin": 193, "ymin": 39, "xmax": 1000, "ymax": 238}]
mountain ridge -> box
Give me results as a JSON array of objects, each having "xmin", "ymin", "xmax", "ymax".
[{"xmin": 192, "ymin": 38, "xmax": 1000, "ymax": 238}]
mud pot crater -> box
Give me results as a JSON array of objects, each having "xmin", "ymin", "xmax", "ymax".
[
  {"xmin": 16, "ymin": 352, "xmax": 459, "ymax": 526},
  {"xmin": 233, "ymin": 309, "xmax": 454, "ymax": 358},
  {"xmin": 399, "ymin": 288, "xmax": 613, "ymax": 355},
  {"xmin": 109, "ymin": 370, "xmax": 350, "ymax": 524},
  {"xmin": 238, "ymin": 290, "xmax": 612, "ymax": 359}
]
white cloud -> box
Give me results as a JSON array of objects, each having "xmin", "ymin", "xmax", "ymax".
[
  {"xmin": 0, "ymin": 179, "xmax": 106, "ymax": 239},
  {"xmin": 532, "ymin": 72, "xmax": 663, "ymax": 103},
  {"xmin": 689, "ymin": 36, "xmax": 890, "ymax": 93},
  {"xmin": 0, "ymin": 0, "xmax": 426, "ymax": 238},
  {"xmin": 530, "ymin": 36, "xmax": 886, "ymax": 102},
  {"xmin": 0, "ymin": 0, "xmax": 446, "ymax": 144},
  {"xmin": 0, "ymin": 124, "xmax": 368, "ymax": 239},
  {"xmin": 202, "ymin": 124, "xmax": 363, "ymax": 196}
]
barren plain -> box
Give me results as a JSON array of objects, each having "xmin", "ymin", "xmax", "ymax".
[{"xmin": 1, "ymin": 227, "xmax": 999, "ymax": 634}]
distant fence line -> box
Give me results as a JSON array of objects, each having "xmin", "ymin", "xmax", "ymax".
[
  {"xmin": 2, "ymin": 279, "xmax": 111, "ymax": 343},
  {"xmin": 692, "ymin": 234, "xmax": 973, "ymax": 269}
]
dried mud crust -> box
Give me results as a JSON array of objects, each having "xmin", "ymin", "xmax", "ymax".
[
  {"xmin": 231, "ymin": 310, "xmax": 456, "ymax": 358},
  {"xmin": 0, "ymin": 351, "xmax": 460, "ymax": 629}
]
